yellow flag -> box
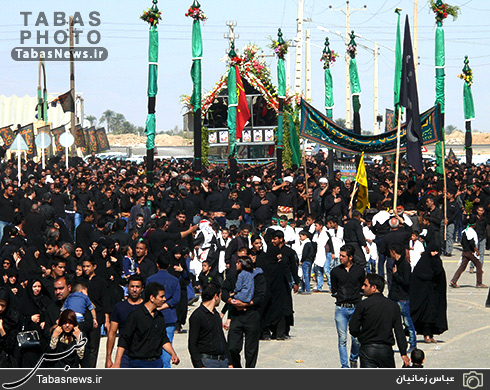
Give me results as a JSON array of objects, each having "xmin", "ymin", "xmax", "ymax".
[{"xmin": 355, "ymin": 153, "xmax": 370, "ymax": 212}]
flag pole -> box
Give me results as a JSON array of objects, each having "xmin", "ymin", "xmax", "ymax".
[
  {"xmin": 188, "ymin": 0, "xmax": 204, "ymax": 172},
  {"xmin": 349, "ymin": 180, "xmax": 359, "ymax": 211},
  {"xmin": 393, "ymin": 109, "xmax": 402, "ymax": 211},
  {"xmin": 275, "ymin": 29, "xmax": 287, "ymax": 179},
  {"xmin": 141, "ymin": 0, "xmax": 161, "ymax": 195},
  {"xmin": 302, "ymin": 140, "xmax": 311, "ymax": 214},
  {"xmin": 17, "ymin": 136, "xmax": 21, "ymax": 186}
]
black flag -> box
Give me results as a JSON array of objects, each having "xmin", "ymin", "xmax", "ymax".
[
  {"xmin": 53, "ymin": 90, "xmax": 75, "ymax": 113},
  {"xmin": 400, "ymin": 15, "xmax": 423, "ymax": 174}
]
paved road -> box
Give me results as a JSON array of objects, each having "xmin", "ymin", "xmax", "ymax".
[{"xmin": 99, "ymin": 243, "xmax": 490, "ymax": 369}]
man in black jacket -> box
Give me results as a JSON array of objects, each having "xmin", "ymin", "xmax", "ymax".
[
  {"xmin": 349, "ymin": 273, "xmax": 410, "ymax": 368},
  {"xmin": 220, "ymin": 256, "xmax": 267, "ymax": 368}
]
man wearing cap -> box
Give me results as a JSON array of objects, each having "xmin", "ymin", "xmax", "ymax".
[
  {"xmin": 273, "ymin": 177, "xmax": 296, "ymax": 221},
  {"xmin": 313, "ymin": 178, "xmax": 329, "ymax": 215}
]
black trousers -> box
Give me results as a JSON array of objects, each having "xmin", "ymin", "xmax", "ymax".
[
  {"xmin": 227, "ymin": 309, "xmax": 261, "ymax": 368},
  {"xmin": 359, "ymin": 344, "xmax": 395, "ymax": 368}
]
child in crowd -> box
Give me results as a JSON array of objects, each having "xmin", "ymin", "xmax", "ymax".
[
  {"xmin": 197, "ymin": 260, "xmax": 222, "ymax": 291},
  {"xmin": 231, "ymin": 257, "xmax": 255, "ymax": 304},
  {"xmin": 61, "ymin": 282, "xmax": 97, "ymax": 329},
  {"xmin": 409, "ymin": 231, "xmax": 425, "ymax": 271},
  {"xmin": 410, "ymin": 348, "xmax": 425, "ymax": 368}
]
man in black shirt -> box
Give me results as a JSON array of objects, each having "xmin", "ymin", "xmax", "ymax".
[
  {"xmin": 114, "ymin": 282, "xmax": 180, "ymax": 368},
  {"xmin": 188, "ymin": 283, "xmax": 231, "ymax": 368},
  {"xmin": 134, "ymin": 240, "xmax": 157, "ymax": 282},
  {"xmin": 0, "ymin": 184, "xmax": 15, "ymax": 243},
  {"xmin": 82, "ymin": 258, "xmax": 111, "ymax": 368},
  {"xmin": 324, "ymin": 184, "xmax": 347, "ymax": 222},
  {"xmin": 221, "ymin": 257, "xmax": 267, "ymax": 368},
  {"xmin": 444, "ymin": 190, "xmax": 459, "ymax": 256},
  {"xmin": 106, "ymin": 275, "xmax": 144, "ymax": 368},
  {"xmin": 349, "ymin": 273, "xmax": 410, "ymax": 368},
  {"xmin": 330, "ymin": 244, "xmax": 365, "ymax": 368},
  {"xmin": 343, "ymin": 210, "xmax": 369, "ymax": 268},
  {"xmin": 75, "ymin": 212, "xmax": 95, "ymax": 251}
]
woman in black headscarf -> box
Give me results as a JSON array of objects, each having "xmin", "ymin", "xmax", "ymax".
[
  {"xmin": 93, "ymin": 239, "xmax": 124, "ymax": 309},
  {"xmin": 257, "ymin": 244, "xmax": 294, "ymax": 340},
  {"xmin": 19, "ymin": 279, "xmax": 53, "ymax": 367},
  {"xmin": 17, "ymin": 247, "xmax": 49, "ymax": 283},
  {"xmin": 0, "ymin": 287, "xmax": 22, "ymax": 367},
  {"xmin": 409, "ymin": 240, "xmax": 448, "ymax": 343},
  {"xmin": 167, "ymin": 246, "xmax": 190, "ymax": 333}
]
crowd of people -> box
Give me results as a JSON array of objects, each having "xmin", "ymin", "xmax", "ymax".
[{"xmin": 0, "ymin": 150, "xmax": 488, "ymax": 368}]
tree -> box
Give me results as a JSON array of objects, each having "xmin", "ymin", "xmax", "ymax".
[
  {"xmin": 100, "ymin": 110, "xmax": 115, "ymax": 133},
  {"xmin": 445, "ymin": 124, "xmax": 459, "ymax": 135},
  {"xmin": 86, "ymin": 115, "xmax": 97, "ymax": 127},
  {"xmin": 111, "ymin": 113, "xmax": 126, "ymax": 133},
  {"xmin": 335, "ymin": 118, "xmax": 346, "ymax": 128}
]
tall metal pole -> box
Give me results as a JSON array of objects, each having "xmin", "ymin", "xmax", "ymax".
[
  {"xmin": 68, "ymin": 16, "xmax": 75, "ymax": 170},
  {"xmin": 373, "ymin": 42, "xmax": 379, "ymax": 135},
  {"xmin": 294, "ymin": 0, "xmax": 304, "ymax": 96},
  {"xmin": 305, "ymin": 29, "xmax": 311, "ymax": 101},
  {"xmin": 329, "ymin": 1, "xmax": 367, "ymax": 129},
  {"xmin": 413, "ymin": 0, "xmax": 419, "ymax": 75}
]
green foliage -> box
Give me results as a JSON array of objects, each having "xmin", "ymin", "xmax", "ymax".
[
  {"xmin": 464, "ymin": 200, "xmax": 473, "ymax": 214},
  {"xmin": 202, "ymin": 126, "xmax": 209, "ymax": 167},
  {"xmin": 99, "ymin": 109, "xmax": 141, "ymax": 135}
]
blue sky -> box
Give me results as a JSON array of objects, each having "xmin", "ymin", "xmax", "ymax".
[{"xmin": 1, "ymin": 0, "xmax": 489, "ymax": 133}]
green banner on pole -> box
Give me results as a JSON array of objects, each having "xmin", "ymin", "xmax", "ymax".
[
  {"xmin": 325, "ymin": 68, "xmax": 334, "ymax": 118},
  {"xmin": 463, "ymin": 81, "xmax": 475, "ymax": 121},
  {"xmin": 227, "ymin": 64, "xmax": 237, "ymax": 157}
]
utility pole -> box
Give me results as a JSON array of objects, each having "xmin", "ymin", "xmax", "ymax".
[
  {"xmin": 413, "ymin": 0, "xmax": 419, "ymax": 75},
  {"xmin": 68, "ymin": 15, "xmax": 75, "ymax": 166},
  {"xmin": 329, "ymin": 1, "xmax": 367, "ymax": 129},
  {"xmin": 305, "ymin": 29, "xmax": 311, "ymax": 101},
  {"xmin": 224, "ymin": 21, "xmax": 239, "ymax": 52},
  {"xmin": 373, "ymin": 42, "xmax": 379, "ymax": 135},
  {"xmin": 294, "ymin": 0, "xmax": 304, "ymax": 96}
]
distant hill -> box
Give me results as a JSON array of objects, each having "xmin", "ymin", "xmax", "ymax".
[
  {"xmin": 446, "ymin": 130, "xmax": 490, "ymax": 145},
  {"xmin": 108, "ymin": 133, "xmax": 190, "ymax": 147}
]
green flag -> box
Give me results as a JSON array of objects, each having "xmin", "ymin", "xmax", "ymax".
[
  {"xmin": 145, "ymin": 25, "xmax": 159, "ymax": 150},
  {"xmin": 435, "ymin": 21, "xmax": 445, "ymax": 175},
  {"xmin": 348, "ymin": 31, "xmax": 361, "ymax": 115},
  {"xmin": 190, "ymin": 19, "xmax": 202, "ymax": 111},
  {"xmin": 463, "ymin": 83, "xmax": 475, "ymax": 121},
  {"xmin": 288, "ymin": 108, "xmax": 301, "ymax": 166},
  {"xmin": 321, "ymin": 38, "xmax": 334, "ymax": 118},
  {"xmin": 227, "ymin": 63, "xmax": 238, "ymax": 158},
  {"xmin": 393, "ymin": 9, "xmax": 403, "ymax": 125},
  {"xmin": 349, "ymin": 58, "xmax": 361, "ymax": 97},
  {"xmin": 325, "ymin": 68, "xmax": 334, "ymax": 118},
  {"xmin": 462, "ymin": 56, "xmax": 475, "ymax": 121}
]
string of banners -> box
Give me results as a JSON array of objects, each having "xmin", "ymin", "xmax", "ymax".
[{"xmin": 299, "ymin": 99, "xmax": 442, "ymax": 155}]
